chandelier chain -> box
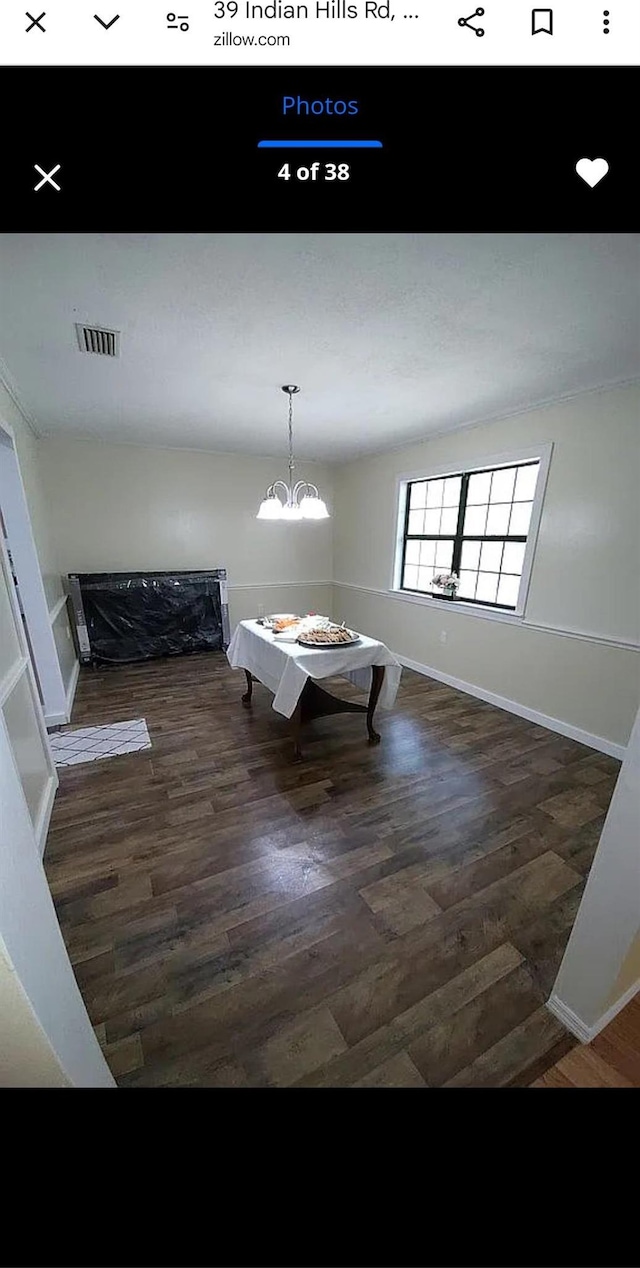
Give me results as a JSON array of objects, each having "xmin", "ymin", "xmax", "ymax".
[{"xmin": 288, "ymin": 389, "xmax": 294, "ymax": 478}]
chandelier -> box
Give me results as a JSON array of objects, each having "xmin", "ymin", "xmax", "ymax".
[{"xmin": 256, "ymin": 385, "xmax": 330, "ymax": 521}]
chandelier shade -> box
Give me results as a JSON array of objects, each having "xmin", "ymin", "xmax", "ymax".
[
  {"xmin": 256, "ymin": 386, "xmax": 330, "ymax": 522},
  {"xmin": 256, "ymin": 494, "xmax": 283, "ymax": 520}
]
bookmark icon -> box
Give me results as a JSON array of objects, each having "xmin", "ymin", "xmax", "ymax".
[{"xmin": 531, "ymin": 8, "xmax": 553, "ymax": 34}]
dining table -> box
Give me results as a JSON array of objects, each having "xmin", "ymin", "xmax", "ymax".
[{"xmin": 226, "ymin": 618, "xmax": 402, "ymax": 761}]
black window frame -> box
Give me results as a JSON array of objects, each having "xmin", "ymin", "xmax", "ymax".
[{"xmin": 400, "ymin": 459, "xmax": 540, "ymax": 611}]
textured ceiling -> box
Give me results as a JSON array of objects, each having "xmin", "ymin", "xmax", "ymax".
[{"xmin": 0, "ymin": 233, "xmax": 637, "ymax": 462}]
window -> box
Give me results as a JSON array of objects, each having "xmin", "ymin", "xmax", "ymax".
[{"xmin": 399, "ymin": 457, "xmax": 544, "ymax": 612}]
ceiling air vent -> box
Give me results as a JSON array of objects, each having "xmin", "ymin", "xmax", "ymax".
[{"xmin": 75, "ymin": 324, "xmax": 120, "ymax": 357}]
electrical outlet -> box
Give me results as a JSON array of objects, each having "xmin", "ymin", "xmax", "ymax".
[{"xmin": 440, "ymin": 630, "xmax": 447, "ymax": 644}]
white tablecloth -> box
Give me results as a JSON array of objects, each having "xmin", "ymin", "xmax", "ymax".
[{"xmin": 226, "ymin": 620, "xmax": 402, "ymax": 719}]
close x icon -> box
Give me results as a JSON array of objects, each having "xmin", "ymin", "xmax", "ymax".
[
  {"xmin": 25, "ymin": 10, "xmax": 46, "ymax": 30},
  {"xmin": 33, "ymin": 163, "xmax": 61, "ymax": 191}
]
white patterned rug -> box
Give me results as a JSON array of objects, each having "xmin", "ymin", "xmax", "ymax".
[{"xmin": 49, "ymin": 718, "xmax": 151, "ymax": 767}]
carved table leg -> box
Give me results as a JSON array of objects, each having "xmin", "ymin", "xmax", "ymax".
[
  {"xmin": 291, "ymin": 696, "xmax": 304, "ymax": 763},
  {"xmin": 367, "ymin": 665, "xmax": 385, "ymax": 744},
  {"xmin": 241, "ymin": 669, "xmax": 254, "ymax": 707}
]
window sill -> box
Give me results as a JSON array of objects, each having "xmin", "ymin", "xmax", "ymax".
[{"xmin": 390, "ymin": 588, "xmax": 524, "ymax": 624}]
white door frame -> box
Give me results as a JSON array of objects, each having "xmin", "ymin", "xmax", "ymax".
[
  {"xmin": 0, "ymin": 713, "xmax": 115, "ymax": 1086},
  {"xmin": 548, "ymin": 706, "xmax": 640, "ymax": 1041},
  {"xmin": 0, "ymin": 518, "xmax": 114, "ymax": 1085},
  {"xmin": 0, "ymin": 418, "xmax": 68, "ymax": 725},
  {"xmin": 0, "ymin": 500, "xmax": 58, "ymax": 854}
]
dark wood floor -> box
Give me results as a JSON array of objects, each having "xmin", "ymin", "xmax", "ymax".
[{"xmin": 44, "ymin": 652, "xmax": 620, "ymax": 1087}]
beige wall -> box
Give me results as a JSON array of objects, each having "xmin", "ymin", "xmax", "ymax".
[
  {"xmin": 39, "ymin": 439, "xmax": 334, "ymax": 629},
  {"xmin": 335, "ymin": 586, "xmax": 638, "ymax": 749},
  {"xmin": 0, "ymin": 943, "xmax": 69, "ymax": 1087},
  {"xmin": 333, "ymin": 383, "xmax": 640, "ymax": 748},
  {"xmin": 229, "ymin": 583, "xmax": 334, "ymax": 625},
  {"xmin": 606, "ymin": 935, "xmax": 640, "ymax": 1009}
]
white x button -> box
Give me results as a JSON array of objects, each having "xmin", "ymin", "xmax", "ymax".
[{"xmin": 34, "ymin": 163, "xmax": 61, "ymax": 191}]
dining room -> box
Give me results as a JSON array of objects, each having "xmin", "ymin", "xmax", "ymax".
[{"xmin": 0, "ymin": 231, "xmax": 638, "ymax": 1087}]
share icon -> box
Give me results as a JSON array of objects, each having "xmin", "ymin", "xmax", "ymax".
[{"xmin": 458, "ymin": 7, "xmax": 485, "ymax": 35}]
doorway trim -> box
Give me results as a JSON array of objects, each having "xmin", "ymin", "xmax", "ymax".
[
  {"xmin": 0, "ymin": 510, "xmax": 58, "ymax": 854},
  {"xmin": 0, "ymin": 417, "xmax": 70, "ymax": 727}
]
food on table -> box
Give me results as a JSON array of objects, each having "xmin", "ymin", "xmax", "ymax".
[
  {"xmin": 298, "ymin": 626, "xmax": 356, "ymax": 645},
  {"xmin": 271, "ymin": 616, "xmax": 300, "ymax": 631}
]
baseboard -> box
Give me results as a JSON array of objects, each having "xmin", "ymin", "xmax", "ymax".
[
  {"xmin": 45, "ymin": 659, "xmax": 80, "ymax": 729},
  {"xmin": 548, "ymin": 981, "xmax": 640, "ymax": 1043},
  {"xmin": 546, "ymin": 995, "xmax": 592, "ymax": 1042},
  {"xmin": 394, "ymin": 653, "xmax": 627, "ymax": 761},
  {"xmin": 35, "ymin": 772, "xmax": 58, "ymax": 857},
  {"xmin": 45, "ymin": 711, "xmax": 67, "ymax": 727}
]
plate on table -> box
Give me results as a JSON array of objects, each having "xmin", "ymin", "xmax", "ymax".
[{"xmin": 297, "ymin": 630, "xmax": 360, "ymax": 648}]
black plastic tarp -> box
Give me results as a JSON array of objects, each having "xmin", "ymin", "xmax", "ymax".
[{"xmin": 77, "ymin": 571, "xmax": 224, "ymax": 664}]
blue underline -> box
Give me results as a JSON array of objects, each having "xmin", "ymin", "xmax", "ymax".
[{"xmin": 258, "ymin": 139, "xmax": 383, "ymax": 149}]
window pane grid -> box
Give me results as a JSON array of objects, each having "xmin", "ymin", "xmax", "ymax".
[{"xmin": 401, "ymin": 460, "xmax": 539, "ymax": 610}]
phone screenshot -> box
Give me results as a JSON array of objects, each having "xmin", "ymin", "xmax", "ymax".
[{"xmin": 0, "ymin": 0, "xmax": 639, "ymax": 1155}]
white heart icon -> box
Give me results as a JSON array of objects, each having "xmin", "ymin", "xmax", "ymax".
[{"xmin": 576, "ymin": 158, "xmax": 609, "ymax": 187}]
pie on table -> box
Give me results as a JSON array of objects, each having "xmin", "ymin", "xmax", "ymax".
[
  {"xmin": 298, "ymin": 627, "xmax": 355, "ymax": 644},
  {"xmin": 267, "ymin": 615, "xmax": 357, "ymax": 644}
]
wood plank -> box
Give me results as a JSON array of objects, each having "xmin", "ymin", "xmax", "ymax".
[
  {"xmin": 297, "ymin": 944, "xmax": 524, "ymax": 1088},
  {"xmin": 354, "ymin": 1052, "xmax": 426, "ymax": 1088},
  {"xmin": 510, "ymin": 885, "xmax": 585, "ymax": 997},
  {"xmin": 591, "ymin": 996, "xmax": 640, "ymax": 1085},
  {"xmin": 425, "ymin": 829, "xmax": 552, "ymax": 910},
  {"xmin": 530, "ymin": 1066, "xmax": 577, "ymax": 1088},
  {"xmin": 329, "ymin": 852, "xmax": 581, "ymax": 1048},
  {"xmin": 103, "ymin": 1033, "xmax": 144, "ymax": 1078},
  {"xmin": 140, "ymin": 914, "xmax": 384, "ymax": 1070},
  {"xmin": 245, "ymin": 1006, "xmax": 348, "ymax": 1087},
  {"xmin": 358, "ymin": 871, "xmax": 441, "ymax": 936},
  {"xmin": 409, "ymin": 962, "xmax": 543, "ymax": 1086},
  {"xmin": 554, "ymin": 1046, "xmax": 634, "ymax": 1088},
  {"xmin": 537, "ymin": 788, "xmax": 604, "ymax": 829},
  {"xmin": 446, "ymin": 1006, "xmax": 570, "ymax": 1087}
]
